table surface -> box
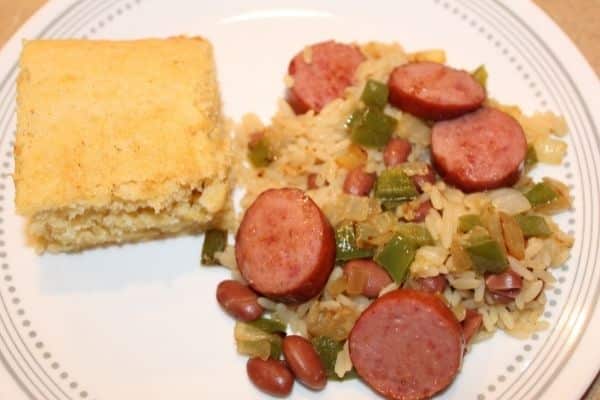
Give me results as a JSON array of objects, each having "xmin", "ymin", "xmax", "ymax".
[{"xmin": 0, "ymin": 0, "xmax": 598, "ymax": 399}]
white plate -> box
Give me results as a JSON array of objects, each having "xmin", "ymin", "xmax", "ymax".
[{"xmin": 0, "ymin": 0, "xmax": 599, "ymax": 399}]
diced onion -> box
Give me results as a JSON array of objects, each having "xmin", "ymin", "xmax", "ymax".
[
  {"xmin": 534, "ymin": 137, "xmax": 567, "ymax": 164},
  {"xmin": 488, "ymin": 188, "xmax": 531, "ymax": 215}
]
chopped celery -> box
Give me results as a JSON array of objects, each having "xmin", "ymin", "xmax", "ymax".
[
  {"xmin": 361, "ymin": 79, "xmax": 389, "ymax": 109},
  {"xmin": 375, "ymin": 168, "xmax": 419, "ymax": 207},
  {"xmin": 248, "ymin": 317, "xmax": 287, "ymax": 334},
  {"xmin": 514, "ymin": 215, "xmax": 552, "ymax": 238},
  {"xmin": 201, "ymin": 229, "xmax": 227, "ymax": 265},
  {"xmin": 396, "ymin": 223, "xmax": 434, "ymax": 247},
  {"xmin": 471, "ymin": 65, "xmax": 488, "ymax": 88},
  {"xmin": 374, "ymin": 236, "xmax": 415, "ymax": 284},
  {"xmin": 464, "ymin": 238, "xmax": 508, "ymax": 274},
  {"xmin": 349, "ymin": 107, "xmax": 397, "ymax": 149},
  {"xmin": 458, "ymin": 214, "xmax": 483, "ymax": 233},
  {"xmin": 524, "ymin": 182, "xmax": 558, "ymax": 207},
  {"xmin": 335, "ymin": 222, "xmax": 374, "ymax": 261},
  {"xmin": 525, "ymin": 145, "xmax": 538, "ymax": 168},
  {"xmin": 248, "ymin": 136, "xmax": 273, "ymax": 167},
  {"xmin": 311, "ymin": 336, "xmax": 343, "ymax": 378}
]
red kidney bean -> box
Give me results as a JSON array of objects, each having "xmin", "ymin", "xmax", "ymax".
[
  {"xmin": 216, "ymin": 280, "xmax": 263, "ymax": 321},
  {"xmin": 383, "ymin": 138, "xmax": 412, "ymax": 167},
  {"xmin": 485, "ymin": 269, "xmax": 523, "ymax": 291},
  {"xmin": 412, "ymin": 200, "xmax": 432, "ymax": 222},
  {"xmin": 414, "ymin": 274, "xmax": 448, "ymax": 294},
  {"xmin": 343, "ymin": 168, "xmax": 376, "ymax": 196},
  {"xmin": 486, "ymin": 288, "xmax": 520, "ymax": 305},
  {"xmin": 412, "ymin": 164, "xmax": 436, "ymax": 191},
  {"xmin": 282, "ymin": 335, "xmax": 327, "ymax": 390},
  {"xmin": 247, "ymin": 357, "xmax": 294, "ymax": 397},
  {"xmin": 344, "ymin": 259, "xmax": 393, "ymax": 298}
]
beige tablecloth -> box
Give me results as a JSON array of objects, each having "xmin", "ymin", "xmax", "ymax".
[{"xmin": 0, "ymin": 0, "xmax": 598, "ymax": 398}]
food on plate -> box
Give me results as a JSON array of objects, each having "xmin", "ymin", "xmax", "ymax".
[
  {"xmin": 205, "ymin": 40, "xmax": 573, "ymax": 399},
  {"xmin": 13, "ymin": 37, "xmax": 229, "ymax": 252},
  {"xmin": 388, "ymin": 61, "xmax": 486, "ymax": 120},
  {"xmin": 349, "ymin": 290, "xmax": 464, "ymax": 400},
  {"xmin": 431, "ymin": 107, "xmax": 527, "ymax": 192},
  {"xmin": 235, "ymin": 188, "xmax": 335, "ymax": 302}
]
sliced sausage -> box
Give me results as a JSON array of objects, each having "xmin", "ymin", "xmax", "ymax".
[
  {"xmin": 287, "ymin": 41, "xmax": 365, "ymax": 114},
  {"xmin": 282, "ymin": 335, "xmax": 327, "ymax": 390},
  {"xmin": 349, "ymin": 289, "xmax": 464, "ymax": 400},
  {"xmin": 431, "ymin": 107, "xmax": 527, "ymax": 192},
  {"xmin": 344, "ymin": 259, "xmax": 393, "ymax": 298},
  {"xmin": 414, "ymin": 274, "xmax": 448, "ymax": 294},
  {"xmin": 216, "ymin": 280, "xmax": 263, "ymax": 321},
  {"xmin": 388, "ymin": 62, "xmax": 485, "ymax": 120},
  {"xmin": 343, "ymin": 168, "xmax": 376, "ymax": 196},
  {"xmin": 236, "ymin": 188, "xmax": 335, "ymax": 303},
  {"xmin": 383, "ymin": 138, "xmax": 412, "ymax": 167},
  {"xmin": 462, "ymin": 309, "xmax": 483, "ymax": 345},
  {"xmin": 247, "ymin": 358, "xmax": 294, "ymax": 397}
]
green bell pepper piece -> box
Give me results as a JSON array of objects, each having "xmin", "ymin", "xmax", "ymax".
[
  {"xmin": 375, "ymin": 168, "xmax": 419, "ymax": 207},
  {"xmin": 524, "ymin": 182, "xmax": 558, "ymax": 207},
  {"xmin": 465, "ymin": 238, "xmax": 509, "ymax": 274},
  {"xmin": 396, "ymin": 223, "xmax": 434, "ymax": 247},
  {"xmin": 458, "ymin": 214, "xmax": 483, "ymax": 233},
  {"xmin": 514, "ymin": 215, "xmax": 552, "ymax": 238},
  {"xmin": 201, "ymin": 229, "xmax": 227, "ymax": 265},
  {"xmin": 360, "ymin": 79, "xmax": 389, "ymax": 109},
  {"xmin": 349, "ymin": 107, "xmax": 397, "ymax": 149},
  {"xmin": 248, "ymin": 317, "xmax": 287, "ymax": 334},
  {"xmin": 374, "ymin": 235, "xmax": 415, "ymax": 284},
  {"xmin": 335, "ymin": 222, "xmax": 374, "ymax": 262},
  {"xmin": 525, "ymin": 145, "xmax": 538, "ymax": 168}
]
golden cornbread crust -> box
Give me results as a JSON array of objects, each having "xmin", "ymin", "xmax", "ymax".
[{"xmin": 14, "ymin": 37, "xmax": 230, "ymax": 252}]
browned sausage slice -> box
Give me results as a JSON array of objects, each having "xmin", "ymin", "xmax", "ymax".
[
  {"xmin": 431, "ymin": 107, "xmax": 527, "ymax": 192},
  {"xmin": 349, "ymin": 289, "xmax": 464, "ymax": 400},
  {"xmin": 235, "ymin": 188, "xmax": 335, "ymax": 303},
  {"xmin": 287, "ymin": 41, "xmax": 365, "ymax": 114},
  {"xmin": 388, "ymin": 62, "xmax": 485, "ymax": 120}
]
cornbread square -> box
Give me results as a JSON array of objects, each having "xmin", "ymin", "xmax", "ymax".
[{"xmin": 14, "ymin": 38, "xmax": 230, "ymax": 252}]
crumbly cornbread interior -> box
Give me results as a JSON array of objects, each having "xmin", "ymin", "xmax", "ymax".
[{"xmin": 14, "ymin": 37, "xmax": 230, "ymax": 252}]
